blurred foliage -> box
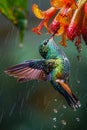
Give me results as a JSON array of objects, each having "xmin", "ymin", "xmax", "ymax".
[{"xmin": 0, "ymin": 0, "xmax": 28, "ymax": 45}]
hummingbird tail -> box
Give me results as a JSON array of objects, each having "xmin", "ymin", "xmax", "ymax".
[{"xmin": 55, "ymin": 80, "xmax": 81, "ymax": 110}]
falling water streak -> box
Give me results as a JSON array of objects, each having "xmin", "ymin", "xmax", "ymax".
[
  {"xmin": 32, "ymin": 0, "xmax": 40, "ymax": 5},
  {"xmin": 0, "ymin": 110, "xmax": 4, "ymax": 123},
  {"xmin": 38, "ymin": 0, "xmax": 41, "ymax": 6},
  {"xmin": 4, "ymin": 24, "xmax": 14, "ymax": 46},
  {"xmin": 40, "ymin": 124, "xmax": 44, "ymax": 130},
  {"xmin": 20, "ymin": 97, "xmax": 24, "ymax": 114},
  {"xmin": 25, "ymin": 89, "xmax": 31, "ymax": 101},
  {"xmin": 58, "ymin": 100, "xmax": 63, "ymax": 109},
  {"xmin": 13, "ymin": 30, "xmax": 19, "ymax": 49},
  {"xmin": 31, "ymin": 81, "xmax": 36, "ymax": 90},
  {"xmin": 0, "ymin": 71, "xmax": 5, "ymax": 76},
  {"xmin": 59, "ymin": 113, "xmax": 64, "ymax": 117},
  {"xmin": 9, "ymin": 102, "xmax": 16, "ymax": 117},
  {"xmin": 29, "ymin": 111, "xmax": 33, "ymax": 120},
  {"xmin": 0, "ymin": 26, "xmax": 13, "ymax": 64},
  {"xmin": 30, "ymin": 80, "xmax": 39, "ymax": 94},
  {"xmin": 0, "ymin": 89, "xmax": 3, "ymax": 97},
  {"xmin": 44, "ymin": 100, "xmax": 52, "ymax": 112},
  {"xmin": 74, "ymin": 67, "xmax": 79, "ymax": 83}
]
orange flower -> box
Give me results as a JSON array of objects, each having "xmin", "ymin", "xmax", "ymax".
[
  {"xmin": 32, "ymin": 4, "xmax": 57, "ymax": 34},
  {"xmin": 50, "ymin": 6, "xmax": 74, "ymax": 46},
  {"xmin": 67, "ymin": 0, "xmax": 87, "ymax": 51},
  {"xmin": 82, "ymin": 2, "xmax": 87, "ymax": 45},
  {"xmin": 32, "ymin": 0, "xmax": 87, "ymax": 52}
]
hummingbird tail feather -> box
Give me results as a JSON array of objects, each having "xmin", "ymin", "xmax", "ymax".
[{"xmin": 55, "ymin": 80, "xmax": 81, "ymax": 110}]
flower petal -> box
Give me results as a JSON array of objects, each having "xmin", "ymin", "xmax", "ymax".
[
  {"xmin": 67, "ymin": 0, "xmax": 85, "ymax": 40},
  {"xmin": 82, "ymin": 15, "xmax": 87, "ymax": 45},
  {"xmin": 32, "ymin": 4, "xmax": 45, "ymax": 19},
  {"xmin": 56, "ymin": 7, "xmax": 73, "ymax": 26},
  {"xmin": 84, "ymin": 2, "xmax": 87, "ymax": 17},
  {"xmin": 59, "ymin": 31, "xmax": 67, "ymax": 47},
  {"xmin": 32, "ymin": 20, "xmax": 45, "ymax": 34},
  {"xmin": 50, "ymin": 0, "xmax": 64, "ymax": 8},
  {"xmin": 50, "ymin": 6, "xmax": 73, "ymax": 34},
  {"xmin": 32, "ymin": 6, "xmax": 57, "ymax": 34},
  {"xmin": 50, "ymin": 20, "xmax": 60, "ymax": 33},
  {"xmin": 50, "ymin": 0, "xmax": 77, "ymax": 9},
  {"xmin": 32, "ymin": 27, "xmax": 42, "ymax": 35}
]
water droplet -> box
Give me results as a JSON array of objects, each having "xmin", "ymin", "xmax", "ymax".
[
  {"xmin": 76, "ymin": 117, "xmax": 80, "ymax": 122},
  {"xmin": 76, "ymin": 80, "xmax": 80, "ymax": 84},
  {"xmin": 53, "ymin": 117, "xmax": 57, "ymax": 122},
  {"xmin": 53, "ymin": 108, "xmax": 58, "ymax": 113},
  {"xmin": 61, "ymin": 120, "xmax": 67, "ymax": 125},
  {"xmin": 19, "ymin": 43, "xmax": 23, "ymax": 48},
  {"xmin": 63, "ymin": 105, "xmax": 67, "ymax": 109},
  {"xmin": 53, "ymin": 125, "xmax": 57, "ymax": 128},
  {"xmin": 54, "ymin": 99, "xmax": 57, "ymax": 102}
]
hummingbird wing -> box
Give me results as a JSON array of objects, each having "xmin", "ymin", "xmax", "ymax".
[{"xmin": 5, "ymin": 59, "xmax": 54, "ymax": 83}]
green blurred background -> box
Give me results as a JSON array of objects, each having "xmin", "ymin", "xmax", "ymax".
[{"xmin": 0, "ymin": 0, "xmax": 87, "ymax": 130}]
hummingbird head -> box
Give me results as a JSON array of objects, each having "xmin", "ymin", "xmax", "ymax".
[
  {"xmin": 39, "ymin": 37, "xmax": 59, "ymax": 59},
  {"xmin": 39, "ymin": 29, "xmax": 59, "ymax": 59},
  {"xmin": 39, "ymin": 39, "xmax": 49, "ymax": 59}
]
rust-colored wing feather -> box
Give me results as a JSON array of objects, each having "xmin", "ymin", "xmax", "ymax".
[{"xmin": 5, "ymin": 60, "xmax": 47, "ymax": 82}]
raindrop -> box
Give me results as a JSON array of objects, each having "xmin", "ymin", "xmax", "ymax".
[
  {"xmin": 54, "ymin": 98, "xmax": 57, "ymax": 102},
  {"xmin": 19, "ymin": 43, "xmax": 23, "ymax": 48},
  {"xmin": 61, "ymin": 120, "xmax": 67, "ymax": 125},
  {"xmin": 53, "ymin": 125, "xmax": 57, "ymax": 128},
  {"xmin": 76, "ymin": 80, "xmax": 80, "ymax": 84},
  {"xmin": 62, "ymin": 104, "xmax": 67, "ymax": 109},
  {"xmin": 53, "ymin": 108, "xmax": 58, "ymax": 114},
  {"xmin": 76, "ymin": 117, "xmax": 80, "ymax": 122},
  {"xmin": 53, "ymin": 117, "xmax": 57, "ymax": 122}
]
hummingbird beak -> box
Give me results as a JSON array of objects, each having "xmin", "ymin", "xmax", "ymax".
[{"xmin": 48, "ymin": 26, "xmax": 59, "ymax": 41}]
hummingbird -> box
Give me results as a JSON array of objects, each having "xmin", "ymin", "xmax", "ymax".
[{"xmin": 5, "ymin": 33, "xmax": 81, "ymax": 110}]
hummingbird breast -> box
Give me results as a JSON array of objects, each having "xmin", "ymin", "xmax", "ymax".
[{"xmin": 51, "ymin": 57, "xmax": 70, "ymax": 82}]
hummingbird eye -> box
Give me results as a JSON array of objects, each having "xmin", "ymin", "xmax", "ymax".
[{"xmin": 43, "ymin": 40, "xmax": 48, "ymax": 46}]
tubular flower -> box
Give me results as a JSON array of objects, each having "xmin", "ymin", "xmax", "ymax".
[
  {"xmin": 50, "ymin": 6, "xmax": 74, "ymax": 46},
  {"xmin": 32, "ymin": 4, "xmax": 57, "ymax": 34},
  {"xmin": 82, "ymin": 2, "xmax": 87, "ymax": 45},
  {"xmin": 32, "ymin": 0, "xmax": 76, "ymax": 35},
  {"xmin": 32, "ymin": 0, "xmax": 87, "ymax": 52},
  {"xmin": 67, "ymin": 0, "xmax": 87, "ymax": 52}
]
